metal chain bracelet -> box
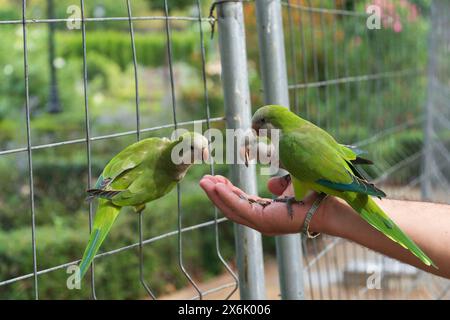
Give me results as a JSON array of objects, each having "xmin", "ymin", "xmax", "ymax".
[{"xmin": 301, "ymin": 193, "xmax": 327, "ymax": 239}]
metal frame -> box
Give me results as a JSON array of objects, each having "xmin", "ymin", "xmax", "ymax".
[
  {"xmin": 255, "ymin": 0, "xmax": 304, "ymax": 300},
  {"xmin": 216, "ymin": 1, "xmax": 266, "ymax": 300},
  {"xmin": 20, "ymin": 0, "xmax": 38, "ymax": 300},
  {"xmin": 422, "ymin": 0, "xmax": 450, "ymax": 201}
]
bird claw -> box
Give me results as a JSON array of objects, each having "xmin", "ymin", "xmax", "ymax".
[
  {"xmin": 282, "ymin": 174, "xmax": 291, "ymax": 184},
  {"xmin": 273, "ymin": 196, "xmax": 304, "ymax": 219},
  {"xmin": 134, "ymin": 204, "xmax": 146, "ymax": 214},
  {"xmin": 239, "ymin": 194, "xmax": 272, "ymax": 208}
]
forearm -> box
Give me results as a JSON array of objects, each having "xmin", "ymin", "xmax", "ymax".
[{"xmin": 321, "ymin": 197, "xmax": 450, "ymax": 278}]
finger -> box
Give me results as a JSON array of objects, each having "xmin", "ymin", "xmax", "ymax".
[
  {"xmin": 209, "ymin": 177, "xmax": 274, "ymax": 208},
  {"xmin": 213, "ymin": 175, "xmax": 233, "ymax": 186},
  {"xmin": 206, "ymin": 174, "xmax": 278, "ymax": 201},
  {"xmin": 199, "ymin": 179, "xmax": 257, "ymax": 227},
  {"xmin": 209, "ymin": 175, "xmax": 273, "ymax": 202},
  {"xmin": 202, "ymin": 174, "xmax": 220, "ymax": 184},
  {"xmin": 215, "ymin": 183, "xmax": 265, "ymax": 227},
  {"xmin": 207, "ymin": 174, "xmax": 249, "ymax": 196},
  {"xmin": 202, "ymin": 174, "xmax": 215, "ymax": 181},
  {"xmin": 199, "ymin": 179, "xmax": 243, "ymax": 220},
  {"xmin": 267, "ymin": 176, "xmax": 290, "ymax": 196},
  {"xmin": 201, "ymin": 177, "xmax": 276, "ymax": 230}
]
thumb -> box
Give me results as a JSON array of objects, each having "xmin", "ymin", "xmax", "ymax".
[{"xmin": 267, "ymin": 175, "xmax": 291, "ymax": 196}]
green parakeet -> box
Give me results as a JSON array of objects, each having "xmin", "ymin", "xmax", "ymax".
[
  {"xmin": 78, "ymin": 132, "xmax": 209, "ymax": 279},
  {"xmin": 251, "ymin": 105, "xmax": 436, "ymax": 268}
]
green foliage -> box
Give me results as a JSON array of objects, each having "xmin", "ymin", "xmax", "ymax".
[
  {"xmin": 57, "ymin": 31, "xmax": 199, "ymax": 70},
  {"xmin": 282, "ymin": 6, "xmax": 429, "ymax": 139},
  {"xmin": 148, "ymin": 0, "xmax": 194, "ymax": 12},
  {"xmin": 409, "ymin": 0, "xmax": 432, "ymax": 14}
]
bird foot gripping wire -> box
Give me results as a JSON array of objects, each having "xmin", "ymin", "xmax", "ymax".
[{"xmin": 273, "ymin": 196, "xmax": 304, "ymax": 220}]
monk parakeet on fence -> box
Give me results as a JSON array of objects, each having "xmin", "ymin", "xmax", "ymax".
[
  {"xmin": 78, "ymin": 132, "xmax": 209, "ymax": 279},
  {"xmin": 251, "ymin": 105, "xmax": 436, "ymax": 268}
]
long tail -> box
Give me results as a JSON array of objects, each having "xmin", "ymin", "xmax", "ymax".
[
  {"xmin": 79, "ymin": 199, "xmax": 121, "ymax": 279},
  {"xmin": 344, "ymin": 193, "xmax": 437, "ymax": 268}
]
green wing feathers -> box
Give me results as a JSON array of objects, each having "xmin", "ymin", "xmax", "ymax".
[
  {"xmin": 316, "ymin": 175, "xmax": 386, "ymax": 198},
  {"xmin": 79, "ymin": 199, "xmax": 121, "ymax": 279},
  {"xmin": 292, "ymin": 176, "xmax": 309, "ymax": 200},
  {"xmin": 340, "ymin": 144, "xmax": 373, "ymax": 165},
  {"xmin": 344, "ymin": 193, "xmax": 437, "ymax": 268}
]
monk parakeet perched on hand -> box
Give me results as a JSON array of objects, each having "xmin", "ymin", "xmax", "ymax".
[
  {"xmin": 78, "ymin": 132, "xmax": 209, "ymax": 279},
  {"xmin": 251, "ymin": 105, "xmax": 436, "ymax": 268}
]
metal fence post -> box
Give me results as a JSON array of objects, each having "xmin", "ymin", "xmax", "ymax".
[
  {"xmin": 216, "ymin": 2, "xmax": 266, "ymax": 299},
  {"xmin": 422, "ymin": 0, "xmax": 438, "ymax": 201},
  {"xmin": 255, "ymin": 0, "xmax": 304, "ymax": 300},
  {"xmin": 422, "ymin": 0, "xmax": 450, "ymax": 204},
  {"xmin": 420, "ymin": 1, "xmax": 436, "ymax": 200}
]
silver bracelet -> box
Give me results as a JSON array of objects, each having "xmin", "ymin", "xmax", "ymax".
[{"xmin": 301, "ymin": 193, "xmax": 327, "ymax": 239}]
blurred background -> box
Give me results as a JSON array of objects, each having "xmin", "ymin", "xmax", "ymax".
[{"xmin": 0, "ymin": 0, "xmax": 448, "ymax": 299}]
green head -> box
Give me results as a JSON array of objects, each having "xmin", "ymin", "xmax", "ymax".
[
  {"xmin": 173, "ymin": 131, "xmax": 209, "ymax": 163},
  {"xmin": 251, "ymin": 105, "xmax": 303, "ymax": 134}
]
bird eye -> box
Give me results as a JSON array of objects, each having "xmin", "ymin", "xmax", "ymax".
[
  {"xmin": 190, "ymin": 145, "xmax": 195, "ymax": 150},
  {"xmin": 261, "ymin": 118, "xmax": 266, "ymax": 123}
]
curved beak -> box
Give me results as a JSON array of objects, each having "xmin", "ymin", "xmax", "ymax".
[
  {"xmin": 202, "ymin": 147, "xmax": 209, "ymax": 162},
  {"xmin": 252, "ymin": 122, "xmax": 258, "ymax": 133},
  {"xmin": 244, "ymin": 147, "xmax": 250, "ymax": 167}
]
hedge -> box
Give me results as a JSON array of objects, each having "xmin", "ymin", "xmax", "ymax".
[{"xmin": 56, "ymin": 30, "xmax": 200, "ymax": 70}]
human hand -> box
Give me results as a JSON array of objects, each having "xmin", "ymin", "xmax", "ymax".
[
  {"xmin": 199, "ymin": 174, "xmax": 331, "ymax": 236},
  {"xmin": 200, "ymin": 175, "xmax": 450, "ymax": 278}
]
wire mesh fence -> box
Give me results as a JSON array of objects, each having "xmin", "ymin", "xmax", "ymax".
[
  {"xmin": 423, "ymin": 0, "xmax": 450, "ymax": 204},
  {"xmin": 0, "ymin": 0, "xmax": 448, "ymax": 300},
  {"xmin": 0, "ymin": 0, "xmax": 237, "ymax": 300},
  {"xmin": 280, "ymin": 0, "xmax": 450, "ymax": 300}
]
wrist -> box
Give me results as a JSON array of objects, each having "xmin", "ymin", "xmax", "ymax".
[
  {"xmin": 316, "ymin": 196, "xmax": 355, "ymax": 238},
  {"xmin": 307, "ymin": 194, "xmax": 330, "ymax": 234},
  {"xmin": 308, "ymin": 195, "xmax": 341, "ymax": 236}
]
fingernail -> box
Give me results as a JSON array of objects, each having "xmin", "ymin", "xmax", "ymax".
[
  {"xmin": 215, "ymin": 183, "xmax": 227, "ymax": 192},
  {"xmin": 199, "ymin": 179, "xmax": 212, "ymax": 189}
]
